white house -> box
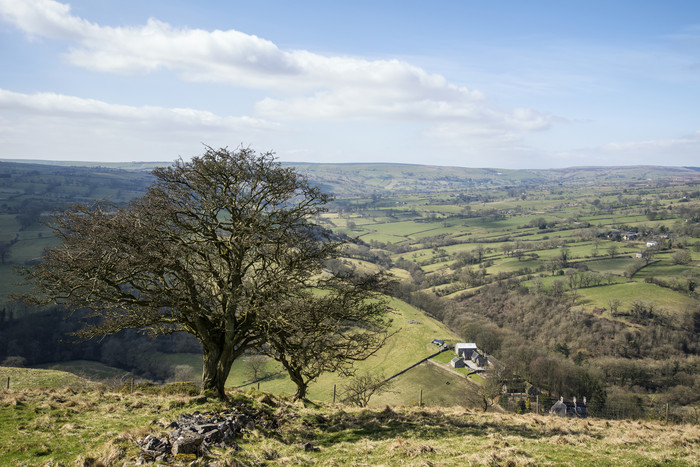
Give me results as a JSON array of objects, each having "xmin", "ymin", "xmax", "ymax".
[
  {"xmin": 646, "ymin": 241, "xmax": 658, "ymax": 248},
  {"xmin": 455, "ymin": 343, "xmax": 477, "ymax": 358}
]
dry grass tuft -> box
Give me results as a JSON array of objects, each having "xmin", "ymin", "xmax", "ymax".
[{"xmin": 388, "ymin": 437, "xmax": 437, "ymax": 458}]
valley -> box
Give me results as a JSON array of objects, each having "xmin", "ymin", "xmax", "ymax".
[{"xmin": 0, "ymin": 160, "xmax": 698, "ymax": 424}]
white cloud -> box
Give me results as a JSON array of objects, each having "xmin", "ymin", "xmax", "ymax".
[
  {"xmin": 0, "ymin": 89, "xmax": 272, "ymax": 130},
  {"xmin": 0, "ymin": 0, "xmax": 551, "ymax": 136},
  {"xmin": 551, "ymin": 131, "xmax": 700, "ymax": 167},
  {"xmin": 0, "ymin": 0, "xmax": 95, "ymax": 41},
  {"xmin": 601, "ymin": 131, "xmax": 700, "ymax": 154},
  {"xmin": 0, "ymin": 88, "xmax": 277, "ymax": 161}
]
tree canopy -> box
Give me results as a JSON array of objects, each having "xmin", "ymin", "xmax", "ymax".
[{"xmin": 22, "ymin": 147, "xmax": 391, "ymax": 399}]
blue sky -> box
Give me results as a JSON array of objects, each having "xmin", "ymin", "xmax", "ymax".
[{"xmin": 0, "ymin": 0, "xmax": 698, "ymax": 168}]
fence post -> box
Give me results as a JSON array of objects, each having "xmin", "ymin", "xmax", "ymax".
[
  {"xmin": 6, "ymin": 376, "xmax": 9, "ymax": 389},
  {"xmin": 665, "ymin": 403, "xmax": 669, "ymax": 424},
  {"xmin": 419, "ymin": 389, "xmax": 423, "ymax": 406},
  {"xmin": 536, "ymin": 395, "xmax": 539, "ymax": 414},
  {"xmin": 333, "ymin": 384, "xmax": 336, "ymax": 403}
]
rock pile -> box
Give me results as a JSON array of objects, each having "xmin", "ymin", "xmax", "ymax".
[{"xmin": 138, "ymin": 410, "xmax": 266, "ymax": 464}]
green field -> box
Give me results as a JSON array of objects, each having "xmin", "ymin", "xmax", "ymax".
[
  {"xmin": 221, "ymin": 297, "xmax": 465, "ymax": 402},
  {"xmin": 578, "ymin": 281, "xmax": 698, "ymax": 311}
]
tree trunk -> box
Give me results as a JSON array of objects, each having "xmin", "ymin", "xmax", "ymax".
[
  {"xmin": 201, "ymin": 340, "xmax": 238, "ymax": 400},
  {"xmin": 285, "ymin": 364, "xmax": 308, "ymax": 400}
]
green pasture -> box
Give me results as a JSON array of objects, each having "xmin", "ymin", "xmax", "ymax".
[
  {"xmin": 466, "ymin": 216, "xmax": 524, "ymax": 231},
  {"xmin": 0, "ymin": 366, "xmax": 98, "ymax": 391},
  {"xmin": 421, "ymin": 261, "xmax": 452, "ymax": 274},
  {"xmin": 8, "ymin": 237, "xmax": 58, "ymax": 262},
  {"xmin": 341, "ymin": 258, "xmax": 383, "ymax": 275},
  {"xmin": 0, "ymin": 214, "xmax": 20, "ymax": 238},
  {"xmin": 584, "ymin": 257, "xmax": 643, "ymax": 275},
  {"xmin": 488, "ymin": 257, "xmax": 540, "ymax": 274},
  {"xmin": 0, "ymin": 265, "xmax": 21, "ymax": 298},
  {"xmin": 396, "ymin": 248, "xmax": 445, "ymax": 264},
  {"xmin": 633, "ymin": 260, "xmax": 696, "ymax": 281},
  {"xmin": 358, "ymin": 231, "xmax": 408, "ymax": 244},
  {"xmin": 387, "ymin": 267, "xmax": 411, "ymax": 280},
  {"xmin": 419, "ymin": 204, "xmax": 465, "ymax": 214},
  {"xmin": 369, "ymin": 361, "xmax": 478, "ymax": 407},
  {"xmin": 577, "ymin": 281, "xmax": 698, "ymax": 312},
  {"xmin": 369, "ymin": 220, "xmax": 435, "ymax": 237},
  {"xmin": 154, "ymin": 297, "xmax": 463, "ymax": 403},
  {"xmin": 411, "ymin": 223, "xmax": 475, "ymax": 239},
  {"xmin": 36, "ymin": 360, "xmax": 135, "ymax": 383}
]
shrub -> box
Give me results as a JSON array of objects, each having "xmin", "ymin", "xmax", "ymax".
[
  {"xmin": 671, "ymin": 250, "xmax": 692, "ymax": 265},
  {"xmin": 1, "ymin": 356, "xmax": 26, "ymax": 367}
]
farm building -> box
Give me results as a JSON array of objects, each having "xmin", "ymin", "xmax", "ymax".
[
  {"xmin": 549, "ymin": 396, "xmax": 588, "ymax": 418},
  {"xmin": 455, "ymin": 343, "xmax": 478, "ymax": 357},
  {"xmin": 431, "ymin": 339, "xmax": 449, "ymax": 350},
  {"xmin": 469, "ymin": 351, "xmax": 487, "ymax": 367},
  {"xmin": 450, "ymin": 357, "xmax": 466, "ymax": 368}
]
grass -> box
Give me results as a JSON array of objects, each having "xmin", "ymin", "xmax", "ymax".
[
  {"xmin": 155, "ymin": 298, "xmax": 466, "ymax": 404},
  {"xmin": 578, "ymin": 281, "xmax": 698, "ymax": 311},
  {"xmin": 35, "ymin": 360, "xmax": 135, "ymax": 383},
  {"xmin": 634, "ymin": 261, "xmax": 696, "ymax": 281},
  {"xmin": 0, "ymin": 380, "xmax": 219, "ymax": 465},
  {"xmin": 0, "ymin": 366, "xmax": 99, "ymax": 391},
  {"xmin": 1, "ymin": 370, "xmax": 698, "ymax": 466},
  {"xmin": 370, "ymin": 361, "xmax": 478, "ymax": 408},
  {"xmin": 222, "ymin": 297, "xmax": 464, "ymax": 402},
  {"xmin": 585, "ymin": 257, "xmax": 643, "ymax": 275}
]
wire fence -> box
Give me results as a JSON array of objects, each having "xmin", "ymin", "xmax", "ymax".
[{"xmin": 499, "ymin": 393, "xmax": 699, "ymax": 424}]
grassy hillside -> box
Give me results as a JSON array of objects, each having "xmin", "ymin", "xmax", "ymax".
[
  {"xmin": 157, "ymin": 297, "xmax": 467, "ymax": 405},
  {"xmin": 0, "ymin": 369, "xmax": 698, "ymax": 465},
  {"xmin": 0, "ymin": 366, "xmax": 98, "ymax": 391},
  {"xmin": 35, "ymin": 360, "xmax": 136, "ymax": 383},
  {"xmin": 292, "ymin": 162, "xmax": 700, "ymax": 196}
]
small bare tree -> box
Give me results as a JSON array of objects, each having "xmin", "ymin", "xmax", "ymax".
[
  {"xmin": 261, "ymin": 273, "xmax": 394, "ymax": 400},
  {"xmin": 477, "ymin": 363, "xmax": 507, "ymax": 412},
  {"xmin": 244, "ymin": 354, "xmax": 270, "ymax": 383},
  {"xmin": 342, "ymin": 372, "xmax": 394, "ymax": 407}
]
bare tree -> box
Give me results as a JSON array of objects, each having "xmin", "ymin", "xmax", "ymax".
[
  {"xmin": 19, "ymin": 147, "xmax": 387, "ymax": 400},
  {"xmin": 477, "ymin": 363, "xmax": 507, "ymax": 412},
  {"xmin": 260, "ymin": 272, "xmax": 394, "ymax": 400},
  {"xmin": 244, "ymin": 354, "xmax": 271, "ymax": 383},
  {"xmin": 342, "ymin": 372, "xmax": 394, "ymax": 407}
]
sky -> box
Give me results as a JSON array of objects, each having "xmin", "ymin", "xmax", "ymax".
[{"xmin": 0, "ymin": 0, "xmax": 699, "ymax": 169}]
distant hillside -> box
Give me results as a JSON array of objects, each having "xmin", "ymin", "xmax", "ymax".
[
  {"xmin": 292, "ymin": 163, "xmax": 700, "ymax": 196},
  {"xmin": 4, "ymin": 159, "xmax": 699, "ymax": 198}
]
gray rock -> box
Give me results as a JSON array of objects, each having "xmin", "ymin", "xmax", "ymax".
[{"xmin": 171, "ymin": 432, "xmax": 204, "ymax": 455}]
